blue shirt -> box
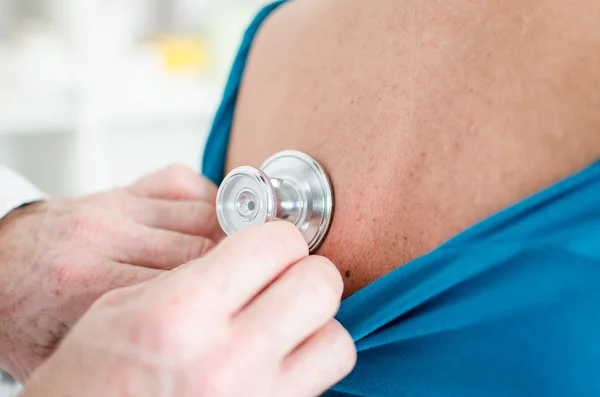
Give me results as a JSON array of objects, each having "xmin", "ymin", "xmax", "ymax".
[{"xmin": 202, "ymin": 2, "xmax": 600, "ymax": 396}]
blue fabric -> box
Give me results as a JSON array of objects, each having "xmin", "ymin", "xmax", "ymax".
[{"xmin": 202, "ymin": 3, "xmax": 600, "ymax": 396}]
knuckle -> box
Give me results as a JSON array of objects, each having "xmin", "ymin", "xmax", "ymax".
[
  {"xmin": 234, "ymin": 322, "xmax": 276, "ymax": 359},
  {"xmin": 163, "ymin": 163, "xmax": 192, "ymax": 177},
  {"xmin": 159, "ymin": 164, "xmax": 197, "ymax": 198},
  {"xmin": 329, "ymin": 324, "xmax": 358, "ymax": 375},
  {"xmin": 164, "ymin": 164, "xmax": 192, "ymax": 183},
  {"xmin": 297, "ymin": 256, "xmax": 343, "ymax": 307}
]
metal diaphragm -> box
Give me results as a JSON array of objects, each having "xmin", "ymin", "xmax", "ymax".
[{"xmin": 216, "ymin": 150, "xmax": 334, "ymax": 253}]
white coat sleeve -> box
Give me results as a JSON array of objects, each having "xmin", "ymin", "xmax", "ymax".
[{"xmin": 0, "ymin": 166, "xmax": 47, "ymax": 219}]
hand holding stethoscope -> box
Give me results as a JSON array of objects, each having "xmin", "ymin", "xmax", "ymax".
[
  {"xmin": 21, "ymin": 222, "xmax": 355, "ymax": 397},
  {"xmin": 21, "ymin": 151, "xmax": 348, "ymax": 396}
]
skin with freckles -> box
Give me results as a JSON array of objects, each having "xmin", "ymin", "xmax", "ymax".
[{"xmin": 226, "ymin": 0, "xmax": 600, "ymax": 297}]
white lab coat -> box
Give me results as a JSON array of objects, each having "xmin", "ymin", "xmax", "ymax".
[{"xmin": 0, "ymin": 166, "xmax": 47, "ymax": 219}]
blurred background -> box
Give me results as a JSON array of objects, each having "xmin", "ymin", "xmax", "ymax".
[
  {"xmin": 0, "ymin": 0, "xmax": 271, "ymax": 393},
  {"xmin": 0, "ymin": 0, "xmax": 271, "ymax": 196}
]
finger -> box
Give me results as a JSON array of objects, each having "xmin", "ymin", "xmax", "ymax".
[
  {"xmin": 94, "ymin": 263, "xmax": 164, "ymax": 305},
  {"xmin": 273, "ymin": 320, "xmax": 357, "ymax": 397},
  {"xmin": 115, "ymin": 223, "xmax": 216, "ymax": 269},
  {"xmin": 69, "ymin": 263, "xmax": 164, "ymax": 316},
  {"xmin": 159, "ymin": 221, "xmax": 309, "ymax": 314},
  {"xmin": 233, "ymin": 255, "xmax": 343, "ymax": 358},
  {"xmin": 126, "ymin": 196, "xmax": 224, "ymax": 240},
  {"xmin": 102, "ymin": 262, "xmax": 164, "ymax": 290},
  {"xmin": 128, "ymin": 164, "xmax": 218, "ymax": 202}
]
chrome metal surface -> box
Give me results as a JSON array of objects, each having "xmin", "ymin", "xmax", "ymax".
[
  {"xmin": 216, "ymin": 150, "xmax": 334, "ymax": 253},
  {"xmin": 216, "ymin": 166, "xmax": 277, "ymax": 236}
]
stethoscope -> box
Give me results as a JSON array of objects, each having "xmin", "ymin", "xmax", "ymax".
[{"xmin": 216, "ymin": 151, "xmax": 334, "ymax": 253}]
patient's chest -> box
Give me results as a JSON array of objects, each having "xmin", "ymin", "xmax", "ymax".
[{"xmin": 225, "ymin": 0, "xmax": 600, "ymax": 296}]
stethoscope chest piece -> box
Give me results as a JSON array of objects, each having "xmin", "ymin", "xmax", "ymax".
[{"xmin": 216, "ymin": 150, "xmax": 334, "ymax": 253}]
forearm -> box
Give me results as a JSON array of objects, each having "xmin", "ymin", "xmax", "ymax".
[
  {"xmin": 0, "ymin": 209, "xmax": 27, "ymax": 380},
  {"xmin": 0, "ymin": 306, "xmax": 13, "ymax": 376},
  {"xmin": 0, "ymin": 167, "xmax": 46, "ymax": 376}
]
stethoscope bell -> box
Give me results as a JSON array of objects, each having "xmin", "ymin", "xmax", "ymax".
[{"xmin": 216, "ymin": 150, "xmax": 334, "ymax": 253}]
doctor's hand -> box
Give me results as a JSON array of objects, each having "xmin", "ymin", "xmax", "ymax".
[
  {"xmin": 0, "ymin": 164, "xmax": 223, "ymax": 382},
  {"xmin": 21, "ymin": 222, "xmax": 356, "ymax": 397}
]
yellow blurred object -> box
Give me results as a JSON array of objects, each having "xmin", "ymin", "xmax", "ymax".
[{"xmin": 154, "ymin": 36, "xmax": 209, "ymax": 72}]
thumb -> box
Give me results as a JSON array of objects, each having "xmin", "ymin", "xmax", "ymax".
[{"xmin": 128, "ymin": 164, "xmax": 217, "ymax": 202}]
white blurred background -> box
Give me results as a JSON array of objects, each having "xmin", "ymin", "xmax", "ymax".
[
  {"xmin": 0, "ymin": 0, "xmax": 271, "ymax": 197},
  {"xmin": 0, "ymin": 0, "xmax": 271, "ymax": 393}
]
